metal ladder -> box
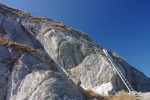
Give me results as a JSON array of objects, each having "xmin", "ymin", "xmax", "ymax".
[{"xmin": 103, "ymin": 49, "xmax": 134, "ymax": 92}]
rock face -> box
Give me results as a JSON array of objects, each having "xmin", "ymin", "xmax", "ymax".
[{"xmin": 0, "ymin": 3, "xmax": 150, "ymax": 100}]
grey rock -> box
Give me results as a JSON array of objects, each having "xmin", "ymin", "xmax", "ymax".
[
  {"xmin": 0, "ymin": 3, "xmax": 150, "ymax": 100},
  {"xmin": 0, "ymin": 45, "xmax": 11, "ymax": 62},
  {"xmin": 6, "ymin": 53, "xmax": 53, "ymax": 100},
  {"xmin": 6, "ymin": 52, "xmax": 84, "ymax": 100},
  {"xmin": 0, "ymin": 63, "xmax": 10, "ymax": 100},
  {"xmin": 15, "ymin": 70, "xmax": 84, "ymax": 100},
  {"xmin": 37, "ymin": 29, "xmax": 96, "ymax": 69},
  {"xmin": 8, "ymin": 47, "xmax": 21, "ymax": 60},
  {"xmin": 110, "ymin": 53, "xmax": 150, "ymax": 92}
]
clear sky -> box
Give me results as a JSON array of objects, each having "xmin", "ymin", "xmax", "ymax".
[{"xmin": 0, "ymin": 0, "xmax": 150, "ymax": 77}]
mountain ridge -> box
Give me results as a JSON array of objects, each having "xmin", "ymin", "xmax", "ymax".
[{"xmin": 0, "ymin": 3, "xmax": 150, "ymax": 100}]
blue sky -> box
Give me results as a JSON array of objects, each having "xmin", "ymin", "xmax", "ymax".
[{"xmin": 0, "ymin": 0, "xmax": 150, "ymax": 77}]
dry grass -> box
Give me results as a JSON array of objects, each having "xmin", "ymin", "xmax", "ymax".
[
  {"xmin": 0, "ymin": 3, "xmax": 31, "ymax": 16},
  {"xmin": 82, "ymin": 90, "xmax": 136, "ymax": 100},
  {"xmin": 40, "ymin": 22, "xmax": 78, "ymax": 35},
  {"xmin": 0, "ymin": 37, "xmax": 35, "ymax": 53},
  {"xmin": 31, "ymin": 16, "xmax": 54, "ymax": 24},
  {"xmin": 52, "ymin": 22, "xmax": 71, "ymax": 30},
  {"xmin": 82, "ymin": 90, "xmax": 108, "ymax": 100},
  {"xmin": 40, "ymin": 22, "xmax": 92, "ymax": 43},
  {"xmin": 40, "ymin": 27, "xmax": 53, "ymax": 35},
  {"xmin": 108, "ymin": 91, "xmax": 136, "ymax": 100}
]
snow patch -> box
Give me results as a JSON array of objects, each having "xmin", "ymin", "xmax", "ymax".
[{"xmin": 92, "ymin": 82, "xmax": 114, "ymax": 95}]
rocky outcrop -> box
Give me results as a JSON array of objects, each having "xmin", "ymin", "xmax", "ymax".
[
  {"xmin": 0, "ymin": 3, "xmax": 150, "ymax": 100},
  {"xmin": 9, "ymin": 70, "xmax": 84, "ymax": 100}
]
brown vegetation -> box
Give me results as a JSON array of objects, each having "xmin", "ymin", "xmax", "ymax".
[
  {"xmin": 82, "ymin": 90, "xmax": 136, "ymax": 100},
  {"xmin": 40, "ymin": 22, "xmax": 79, "ymax": 35},
  {"xmin": 40, "ymin": 27, "xmax": 53, "ymax": 35},
  {"xmin": 40, "ymin": 22, "xmax": 92, "ymax": 43},
  {"xmin": 108, "ymin": 91, "xmax": 136, "ymax": 100},
  {"xmin": 0, "ymin": 37, "xmax": 35, "ymax": 53},
  {"xmin": 0, "ymin": 3, "xmax": 31, "ymax": 16},
  {"xmin": 82, "ymin": 90, "xmax": 108, "ymax": 100}
]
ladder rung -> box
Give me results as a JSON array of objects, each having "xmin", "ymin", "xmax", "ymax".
[{"xmin": 103, "ymin": 49, "xmax": 134, "ymax": 92}]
